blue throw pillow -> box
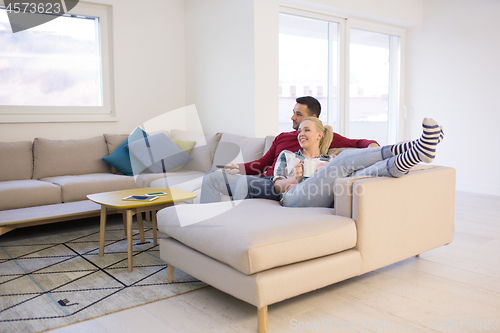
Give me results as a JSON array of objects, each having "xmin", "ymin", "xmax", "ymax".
[
  {"xmin": 102, "ymin": 128, "xmax": 147, "ymax": 176},
  {"xmin": 127, "ymin": 133, "xmax": 193, "ymax": 173}
]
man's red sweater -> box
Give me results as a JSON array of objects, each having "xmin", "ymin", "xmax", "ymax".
[{"xmin": 239, "ymin": 131, "xmax": 378, "ymax": 177}]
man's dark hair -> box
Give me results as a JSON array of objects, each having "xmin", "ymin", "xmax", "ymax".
[{"xmin": 296, "ymin": 96, "xmax": 321, "ymax": 117}]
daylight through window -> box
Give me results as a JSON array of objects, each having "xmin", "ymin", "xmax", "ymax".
[
  {"xmin": 279, "ymin": 10, "xmax": 403, "ymax": 145},
  {"xmin": 0, "ymin": 2, "xmax": 113, "ymax": 122}
]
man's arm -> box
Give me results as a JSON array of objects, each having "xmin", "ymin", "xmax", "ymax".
[
  {"xmin": 237, "ymin": 139, "xmax": 277, "ymax": 176},
  {"xmin": 330, "ymin": 133, "xmax": 379, "ymax": 148}
]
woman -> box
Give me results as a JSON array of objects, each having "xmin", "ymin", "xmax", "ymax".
[{"xmin": 273, "ymin": 117, "xmax": 444, "ymax": 208}]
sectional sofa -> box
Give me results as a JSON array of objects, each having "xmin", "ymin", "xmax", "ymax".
[{"xmin": 0, "ymin": 129, "xmax": 456, "ymax": 333}]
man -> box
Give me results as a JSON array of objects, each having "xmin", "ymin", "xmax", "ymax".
[{"xmin": 200, "ymin": 96, "xmax": 379, "ymax": 203}]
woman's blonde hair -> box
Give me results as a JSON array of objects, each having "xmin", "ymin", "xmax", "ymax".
[{"xmin": 301, "ymin": 117, "xmax": 333, "ymax": 156}]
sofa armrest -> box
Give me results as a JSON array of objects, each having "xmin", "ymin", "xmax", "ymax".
[
  {"xmin": 333, "ymin": 175, "xmax": 373, "ymax": 218},
  {"xmin": 341, "ymin": 166, "xmax": 456, "ymax": 273},
  {"xmin": 333, "ymin": 165, "xmax": 438, "ymax": 218}
]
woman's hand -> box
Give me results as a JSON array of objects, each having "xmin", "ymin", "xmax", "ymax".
[
  {"xmin": 293, "ymin": 162, "xmax": 304, "ymax": 183},
  {"xmin": 316, "ymin": 155, "xmax": 335, "ymax": 172},
  {"xmin": 315, "ymin": 160, "xmax": 328, "ymax": 172},
  {"xmin": 284, "ymin": 183, "xmax": 297, "ymax": 193},
  {"xmin": 274, "ymin": 178, "xmax": 298, "ymax": 194}
]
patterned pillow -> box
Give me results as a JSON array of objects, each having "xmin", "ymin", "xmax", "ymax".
[{"xmin": 127, "ymin": 133, "xmax": 193, "ymax": 174}]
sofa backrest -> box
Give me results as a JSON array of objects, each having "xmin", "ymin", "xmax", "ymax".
[
  {"xmin": 0, "ymin": 141, "xmax": 34, "ymax": 181},
  {"xmin": 103, "ymin": 133, "xmax": 129, "ymax": 174},
  {"xmin": 264, "ymin": 136, "xmax": 275, "ymax": 156},
  {"xmin": 169, "ymin": 130, "xmax": 222, "ymax": 173},
  {"xmin": 33, "ymin": 136, "xmax": 111, "ymax": 179},
  {"xmin": 211, "ymin": 133, "xmax": 266, "ymax": 170},
  {"xmin": 101, "ymin": 130, "xmax": 281, "ymax": 176},
  {"xmin": 104, "ymin": 133, "xmax": 128, "ymax": 155}
]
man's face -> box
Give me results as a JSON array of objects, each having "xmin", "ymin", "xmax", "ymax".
[{"xmin": 291, "ymin": 103, "xmax": 311, "ymax": 130}]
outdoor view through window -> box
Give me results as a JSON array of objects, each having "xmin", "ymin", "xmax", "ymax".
[
  {"xmin": 279, "ymin": 12, "xmax": 401, "ymax": 146},
  {"xmin": 279, "ymin": 13, "xmax": 334, "ymax": 133},
  {"xmin": 0, "ymin": 8, "xmax": 102, "ymax": 107}
]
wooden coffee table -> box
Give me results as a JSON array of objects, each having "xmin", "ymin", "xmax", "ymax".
[{"xmin": 87, "ymin": 187, "xmax": 197, "ymax": 272}]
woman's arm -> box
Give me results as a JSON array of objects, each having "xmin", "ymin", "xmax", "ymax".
[
  {"xmin": 274, "ymin": 177, "xmax": 298, "ymax": 194},
  {"xmin": 274, "ymin": 162, "xmax": 304, "ymax": 194},
  {"xmin": 273, "ymin": 152, "xmax": 300, "ymax": 194}
]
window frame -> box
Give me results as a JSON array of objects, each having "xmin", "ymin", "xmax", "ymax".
[
  {"xmin": 0, "ymin": 1, "xmax": 115, "ymax": 123},
  {"xmin": 279, "ymin": 5, "xmax": 406, "ymax": 142}
]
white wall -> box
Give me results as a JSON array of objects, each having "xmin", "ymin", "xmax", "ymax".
[
  {"xmin": 0, "ymin": 0, "xmax": 186, "ymax": 142},
  {"xmin": 254, "ymin": 0, "xmax": 279, "ymax": 138},
  {"xmin": 185, "ymin": 0, "xmax": 279, "ymax": 138},
  {"xmin": 406, "ymin": 0, "xmax": 500, "ymax": 195},
  {"xmin": 184, "ymin": 0, "xmax": 255, "ymax": 137}
]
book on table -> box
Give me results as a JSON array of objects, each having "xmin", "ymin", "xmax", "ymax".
[{"xmin": 122, "ymin": 195, "xmax": 159, "ymax": 201}]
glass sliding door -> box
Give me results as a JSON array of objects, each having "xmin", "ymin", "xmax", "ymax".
[
  {"xmin": 279, "ymin": 13, "xmax": 339, "ymax": 133},
  {"xmin": 278, "ymin": 9, "xmax": 403, "ymax": 143},
  {"xmin": 348, "ymin": 28, "xmax": 400, "ymax": 146}
]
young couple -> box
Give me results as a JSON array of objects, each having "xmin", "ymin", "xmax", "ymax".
[
  {"xmin": 200, "ymin": 97, "xmax": 444, "ymax": 208},
  {"xmin": 200, "ymin": 96, "xmax": 378, "ymax": 204}
]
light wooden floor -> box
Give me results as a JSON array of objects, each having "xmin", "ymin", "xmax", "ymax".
[{"xmin": 50, "ymin": 191, "xmax": 500, "ymax": 333}]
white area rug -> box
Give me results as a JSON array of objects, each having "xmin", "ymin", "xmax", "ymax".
[{"xmin": 0, "ymin": 217, "xmax": 205, "ymax": 332}]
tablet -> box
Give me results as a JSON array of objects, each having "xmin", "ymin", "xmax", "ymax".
[{"xmin": 122, "ymin": 195, "xmax": 159, "ymax": 201}]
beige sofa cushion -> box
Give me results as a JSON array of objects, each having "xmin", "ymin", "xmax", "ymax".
[
  {"xmin": 0, "ymin": 141, "xmax": 33, "ymax": 181},
  {"xmin": 169, "ymin": 130, "xmax": 221, "ymax": 173},
  {"xmin": 160, "ymin": 237, "xmax": 362, "ymax": 309},
  {"xmin": 0, "ymin": 200, "xmax": 102, "ymax": 225},
  {"xmin": 264, "ymin": 135, "xmax": 275, "ymax": 155},
  {"xmin": 328, "ymin": 147, "xmax": 356, "ymax": 156},
  {"xmin": 157, "ymin": 199, "xmax": 357, "ymax": 275},
  {"xmin": 103, "ymin": 134, "xmax": 129, "ymax": 174},
  {"xmin": 33, "ymin": 136, "xmax": 111, "ymax": 179},
  {"xmin": 211, "ymin": 133, "xmax": 265, "ymax": 169},
  {"xmin": 104, "ymin": 134, "xmax": 128, "ymax": 154},
  {"xmin": 147, "ymin": 170, "xmax": 204, "ymax": 188},
  {"xmin": 0, "ymin": 180, "xmax": 61, "ymax": 210},
  {"xmin": 41, "ymin": 173, "xmax": 139, "ymax": 202}
]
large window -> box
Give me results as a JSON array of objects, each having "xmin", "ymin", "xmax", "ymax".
[
  {"xmin": 279, "ymin": 9, "xmax": 403, "ymax": 145},
  {"xmin": 0, "ymin": 2, "xmax": 114, "ymax": 122},
  {"xmin": 279, "ymin": 14, "xmax": 335, "ymax": 132}
]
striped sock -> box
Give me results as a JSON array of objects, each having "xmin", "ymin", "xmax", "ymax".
[
  {"xmin": 394, "ymin": 118, "xmax": 443, "ymax": 173},
  {"xmin": 390, "ymin": 126, "xmax": 444, "ymax": 155}
]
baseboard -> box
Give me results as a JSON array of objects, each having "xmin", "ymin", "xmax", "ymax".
[{"xmin": 456, "ymin": 181, "xmax": 500, "ymax": 197}]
